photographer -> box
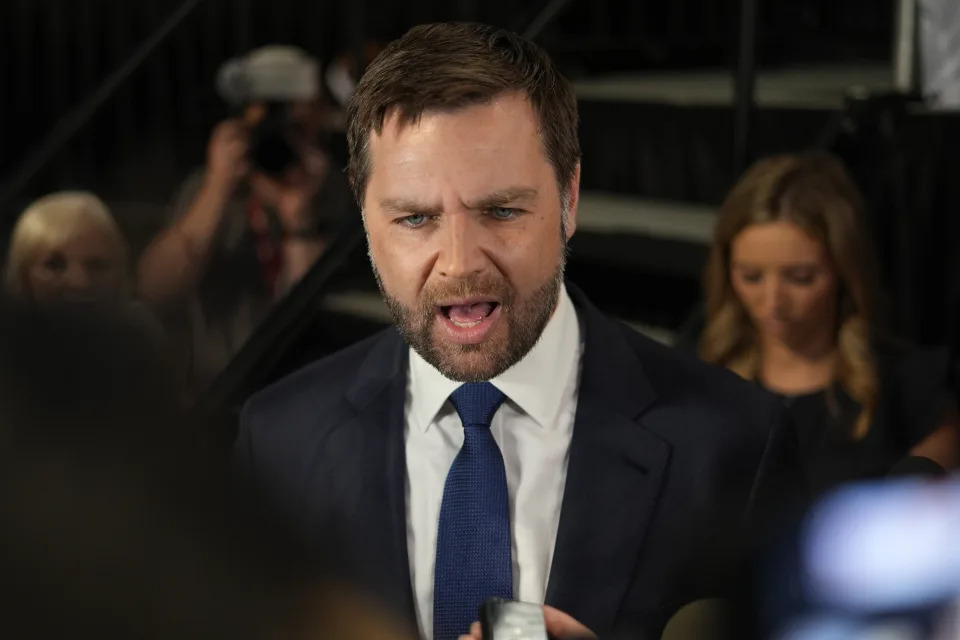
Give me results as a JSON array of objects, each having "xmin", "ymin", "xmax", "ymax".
[{"xmin": 138, "ymin": 46, "xmax": 351, "ymax": 389}]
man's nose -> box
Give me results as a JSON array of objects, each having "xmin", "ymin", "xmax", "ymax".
[{"xmin": 436, "ymin": 214, "xmax": 488, "ymax": 279}]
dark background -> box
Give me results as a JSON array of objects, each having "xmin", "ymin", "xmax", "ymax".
[{"xmin": 3, "ymin": 0, "xmax": 958, "ymax": 374}]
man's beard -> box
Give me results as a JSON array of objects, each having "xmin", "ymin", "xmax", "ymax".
[{"xmin": 371, "ymin": 250, "xmax": 567, "ymax": 383}]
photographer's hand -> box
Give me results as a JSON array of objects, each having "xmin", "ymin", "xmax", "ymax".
[{"xmin": 206, "ymin": 119, "xmax": 250, "ymax": 192}]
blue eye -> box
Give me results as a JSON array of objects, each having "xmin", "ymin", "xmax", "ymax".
[
  {"xmin": 490, "ymin": 207, "xmax": 518, "ymax": 220},
  {"xmin": 400, "ymin": 214, "xmax": 429, "ymax": 228}
]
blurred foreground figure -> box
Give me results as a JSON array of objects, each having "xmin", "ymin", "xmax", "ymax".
[
  {"xmin": 138, "ymin": 45, "xmax": 352, "ymax": 390},
  {"xmin": 752, "ymin": 477, "xmax": 960, "ymax": 640},
  {"xmin": 696, "ymin": 152, "xmax": 958, "ymax": 495},
  {"xmin": 0, "ymin": 302, "xmax": 410, "ymax": 640}
]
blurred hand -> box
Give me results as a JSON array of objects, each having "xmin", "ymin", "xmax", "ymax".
[
  {"xmin": 205, "ymin": 119, "xmax": 250, "ymax": 191},
  {"xmin": 458, "ymin": 605, "xmax": 597, "ymax": 640}
]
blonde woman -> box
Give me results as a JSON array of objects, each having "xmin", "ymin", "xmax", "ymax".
[
  {"xmin": 6, "ymin": 191, "xmax": 128, "ymax": 305},
  {"xmin": 698, "ymin": 152, "xmax": 958, "ymax": 494}
]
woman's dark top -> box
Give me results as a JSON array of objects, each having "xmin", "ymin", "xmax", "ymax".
[
  {"xmin": 777, "ymin": 346, "xmax": 951, "ymax": 496},
  {"xmin": 676, "ymin": 305, "xmax": 953, "ymax": 496}
]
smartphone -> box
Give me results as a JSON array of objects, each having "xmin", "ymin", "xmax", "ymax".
[{"xmin": 480, "ymin": 598, "xmax": 550, "ymax": 640}]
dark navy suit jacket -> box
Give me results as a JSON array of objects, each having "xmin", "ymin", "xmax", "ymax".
[{"xmin": 235, "ymin": 286, "xmax": 799, "ymax": 639}]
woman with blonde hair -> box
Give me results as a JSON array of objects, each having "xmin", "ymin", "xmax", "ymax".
[
  {"xmin": 5, "ymin": 191, "xmax": 128, "ymax": 304},
  {"xmin": 698, "ymin": 151, "xmax": 957, "ymax": 494}
]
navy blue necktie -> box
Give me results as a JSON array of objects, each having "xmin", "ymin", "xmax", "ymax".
[{"xmin": 433, "ymin": 382, "xmax": 513, "ymax": 640}]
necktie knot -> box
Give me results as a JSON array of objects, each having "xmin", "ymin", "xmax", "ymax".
[{"xmin": 449, "ymin": 382, "xmax": 506, "ymax": 429}]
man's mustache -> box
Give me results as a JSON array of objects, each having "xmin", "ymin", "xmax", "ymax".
[{"xmin": 420, "ymin": 277, "xmax": 514, "ymax": 308}]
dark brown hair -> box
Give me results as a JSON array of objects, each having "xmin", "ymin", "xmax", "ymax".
[
  {"xmin": 346, "ymin": 22, "xmax": 580, "ymax": 206},
  {"xmin": 701, "ymin": 151, "xmax": 879, "ymax": 439}
]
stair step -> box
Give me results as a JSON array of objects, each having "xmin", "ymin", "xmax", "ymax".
[
  {"xmin": 577, "ymin": 192, "xmax": 715, "ymax": 244},
  {"xmin": 573, "ymin": 63, "xmax": 890, "ymax": 109},
  {"xmin": 572, "ymin": 193, "xmax": 714, "ymax": 278},
  {"xmin": 321, "ymin": 290, "xmax": 394, "ymax": 325},
  {"xmin": 619, "ymin": 320, "xmax": 676, "ymax": 346}
]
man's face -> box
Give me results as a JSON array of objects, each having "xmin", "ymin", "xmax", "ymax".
[{"xmin": 362, "ymin": 92, "xmax": 579, "ymax": 382}]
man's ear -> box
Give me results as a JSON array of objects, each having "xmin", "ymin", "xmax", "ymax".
[{"xmin": 565, "ymin": 163, "xmax": 581, "ymax": 241}]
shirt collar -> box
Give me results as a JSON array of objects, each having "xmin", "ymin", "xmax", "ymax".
[{"xmin": 408, "ymin": 285, "xmax": 581, "ymax": 432}]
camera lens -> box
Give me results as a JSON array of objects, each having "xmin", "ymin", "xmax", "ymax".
[{"xmin": 250, "ymin": 104, "xmax": 301, "ymax": 176}]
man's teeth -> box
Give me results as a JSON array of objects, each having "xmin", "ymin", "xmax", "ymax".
[{"xmin": 450, "ymin": 318, "xmax": 483, "ymax": 328}]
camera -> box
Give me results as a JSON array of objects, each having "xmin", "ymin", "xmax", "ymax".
[
  {"xmin": 216, "ymin": 46, "xmax": 321, "ymax": 177},
  {"xmin": 247, "ymin": 102, "xmax": 303, "ymax": 178}
]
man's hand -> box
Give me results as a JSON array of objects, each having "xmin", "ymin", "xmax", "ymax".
[{"xmin": 458, "ymin": 605, "xmax": 597, "ymax": 640}]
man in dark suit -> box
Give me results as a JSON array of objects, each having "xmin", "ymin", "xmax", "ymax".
[{"xmin": 235, "ymin": 22, "xmax": 797, "ymax": 640}]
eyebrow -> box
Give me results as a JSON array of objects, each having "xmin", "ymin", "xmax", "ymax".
[
  {"xmin": 378, "ymin": 186, "xmax": 539, "ymax": 216},
  {"xmin": 378, "ymin": 197, "xmax": 443, "ymax": 216},
  {"xmin": 464, "ymin": 187, "xmax": 539, "ymax": 211}
]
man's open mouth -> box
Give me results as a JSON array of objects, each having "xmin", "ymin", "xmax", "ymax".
[{"xmin": 439, "ymin": 301, "xmax": 500, "ymax": 328}]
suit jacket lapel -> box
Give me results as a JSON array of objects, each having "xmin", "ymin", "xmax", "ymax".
[
  {"xmin": 338, "ymin": 330, "xmax": 418, "ymax": 629},
  {"xmin": 546, "ymin": 287, "xmax": 670, "ymax": 636}
]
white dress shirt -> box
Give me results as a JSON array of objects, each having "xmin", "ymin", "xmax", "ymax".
[{"xmin": 405, "ymin": 285, "xmax": 583, "ymax": 639}]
